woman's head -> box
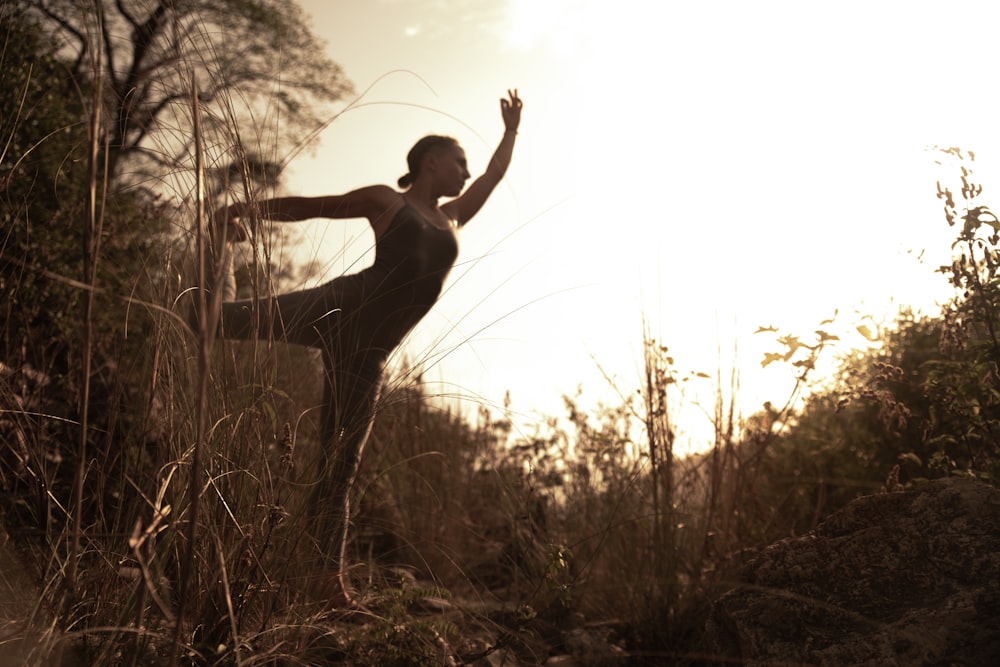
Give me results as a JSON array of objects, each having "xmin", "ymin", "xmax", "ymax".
[{"xmin": 398, "ymin": 135, "xmax": 461, "ymax": 189}]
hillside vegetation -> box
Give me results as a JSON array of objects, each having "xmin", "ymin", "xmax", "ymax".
[{"xmin": 2, "ymin": 4, "xmax": 997, "ymax": 665}]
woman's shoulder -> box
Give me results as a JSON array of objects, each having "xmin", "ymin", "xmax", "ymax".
[
  {"xmin": 352, "ymin": 185, "xmax": 408, "ymax": 239},
  {"xmin": 350, "ymin": 184, "xmax": 401, "ymax": 203},
  {"xmin": 328, "ymin": 185, "xmax": 403, "ymax": 220}
]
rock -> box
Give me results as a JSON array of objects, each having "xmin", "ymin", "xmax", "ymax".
[
  {"xmin": 705, "ymin": 477, "xmax": 1000, "ymax": 666},
  {"xmin": 560, "ymin": 626, "xmax": 628, "ymax": 666}
]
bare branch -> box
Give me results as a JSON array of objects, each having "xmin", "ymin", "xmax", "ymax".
[
  {"xmin": 32, "ymin": 0, "xmax": 88, "ymax": 75},
  {"xmin": 99, "ymin": 4, "xmax": 118, "ymax": 90},
  {"xmin": 113, "ymin": 0, "xmax": 139, "ymax": 29}
]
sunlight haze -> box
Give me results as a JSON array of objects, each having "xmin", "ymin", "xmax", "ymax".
[{"xmin": 279, "ymin": 0, "xmax": 999, "ymax": 448}]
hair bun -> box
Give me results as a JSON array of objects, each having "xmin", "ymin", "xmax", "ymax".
[{"xmin": 397, "ymin": 173, "xmax": 412, "ymax": 189}]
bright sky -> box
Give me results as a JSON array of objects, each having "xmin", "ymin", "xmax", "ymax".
[{"xmin": 275, "ymin": 0, "xmax": 1000, "ymax": 448}]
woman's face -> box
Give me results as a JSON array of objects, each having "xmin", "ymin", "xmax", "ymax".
[{"xmin": 432, "ymin": 143, "xmax": 470, "ymax": 197}]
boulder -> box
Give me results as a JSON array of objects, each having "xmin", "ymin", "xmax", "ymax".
[{"xmin": 705, "ymin": 477, "xmax": 1000, "ymax": 666}]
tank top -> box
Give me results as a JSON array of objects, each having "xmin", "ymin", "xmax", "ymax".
[{"xmin": 356, "ymin": 202, "xmax": 459, "ymax": 349}]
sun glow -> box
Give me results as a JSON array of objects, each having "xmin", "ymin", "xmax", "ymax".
[
  {"xmin": 503, "ymin": 0, "xmax": 607, "ymax": 56},
  {"xmin": 294, "ymin": 0, "xmax": 1000, "ymax": 450}
]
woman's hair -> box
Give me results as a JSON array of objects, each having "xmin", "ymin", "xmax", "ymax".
[{"xmin": 397, "ymin": 135, "xmax": 458, "ymax": 189}]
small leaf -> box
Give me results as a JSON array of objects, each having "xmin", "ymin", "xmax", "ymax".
[
  {"xmin": 761, "ymin": 352, "xmax": 785, "ymax": 368},
  {"xmin": 856, "ymin": 324, "xmax": 879, "ymax": 341}
]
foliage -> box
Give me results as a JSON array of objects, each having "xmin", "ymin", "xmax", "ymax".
[
  {"xmin": 807, "ymin": 148, "xmax": 1000, "ymax": 485},
  {"xmin": 727, "ymin": 149, "xmax": 1000, "ymax": 551},
  {"xmin": 1, "ymin": 7, "xmax": 173, "ymax": 550},
  {"xmin": 2, "ymin": 6, "xmax": 92, "ymax": 374},
  {"xmin": 919, "ymin": 147, "xmax": 1000, "ymax": 479}
]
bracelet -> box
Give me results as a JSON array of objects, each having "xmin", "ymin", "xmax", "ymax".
[{"xmin": 505, "ymin": 129, "xmax": 518, "ymax": 135}]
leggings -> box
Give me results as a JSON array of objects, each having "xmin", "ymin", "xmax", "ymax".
[{"xmin": 213, "ymin": 254, "xmax": 390, "ymax": 565}]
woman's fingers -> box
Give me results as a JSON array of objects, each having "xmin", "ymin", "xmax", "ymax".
[{"xmin": 502, "ymin": 89, "xmax": 522, "ymax": 107}]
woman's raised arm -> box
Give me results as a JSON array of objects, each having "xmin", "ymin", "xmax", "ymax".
[{"xmin": 444, "ymin": 90, "xmax": 522, "ymax": 226}]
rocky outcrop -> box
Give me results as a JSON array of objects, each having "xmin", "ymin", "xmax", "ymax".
[{"xmin": 706, "ymin": 477, "xmax": 1000, "ymax": 666}]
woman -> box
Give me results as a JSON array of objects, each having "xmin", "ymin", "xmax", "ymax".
[{"xmin": 210, "ymin": 90, "xmax": 522, "ymax": 584}]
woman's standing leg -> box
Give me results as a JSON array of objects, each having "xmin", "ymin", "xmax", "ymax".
[
  {"xmin": 199, "ymin": 240, "xmax": 386, "ymax": 599},
  {"xmin": 310, "ymin": 350, "xmax": 386, "ymax": 593}
]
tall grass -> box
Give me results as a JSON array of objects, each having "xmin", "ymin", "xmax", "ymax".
[
  {"xmin": 3, "ymin": 188, "xmax": 830, "ymax": 664},
  {"xmin": 3, "ymin": 11, "xmax": 338, "ymax": 663}
]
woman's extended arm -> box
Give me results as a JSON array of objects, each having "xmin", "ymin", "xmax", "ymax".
[
  {"xmin": 444, "ymin": 90, "xmax": 522, "ymax": 226},
  {"xmin": 215, "ymin": 185, "xmax": 396, "ymax": 228}
]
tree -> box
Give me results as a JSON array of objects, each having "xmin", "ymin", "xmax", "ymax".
[{"xmin": 18, "ymin": 0, "xmax": 352, "ymax": 183}]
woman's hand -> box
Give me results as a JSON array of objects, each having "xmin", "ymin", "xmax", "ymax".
[
  {"xmin": 501, "ymin": 89, "xmax": 522, "ymax": 133},
  {"xmin": 212, "ymin": 202, "xmax": 250, "ymax": 242}
]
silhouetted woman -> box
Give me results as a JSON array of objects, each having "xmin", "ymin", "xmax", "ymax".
[{"xmin": 209, "ymin": 90, "xmax": 522, "ymax": 590}]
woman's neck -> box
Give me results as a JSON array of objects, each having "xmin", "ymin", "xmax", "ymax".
[{"xmin": 403, "ymin": 183, "xmax": 440, "ymax": 210}]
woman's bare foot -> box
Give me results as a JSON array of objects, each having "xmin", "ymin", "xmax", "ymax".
[{"xmin": 226, "ymin": 219, "xmax": 248, "ymax": 242}]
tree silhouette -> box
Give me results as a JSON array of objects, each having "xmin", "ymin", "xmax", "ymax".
[{"xmin": 19, "ymin": 0, "xmax": 352, "ymax": 182}]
